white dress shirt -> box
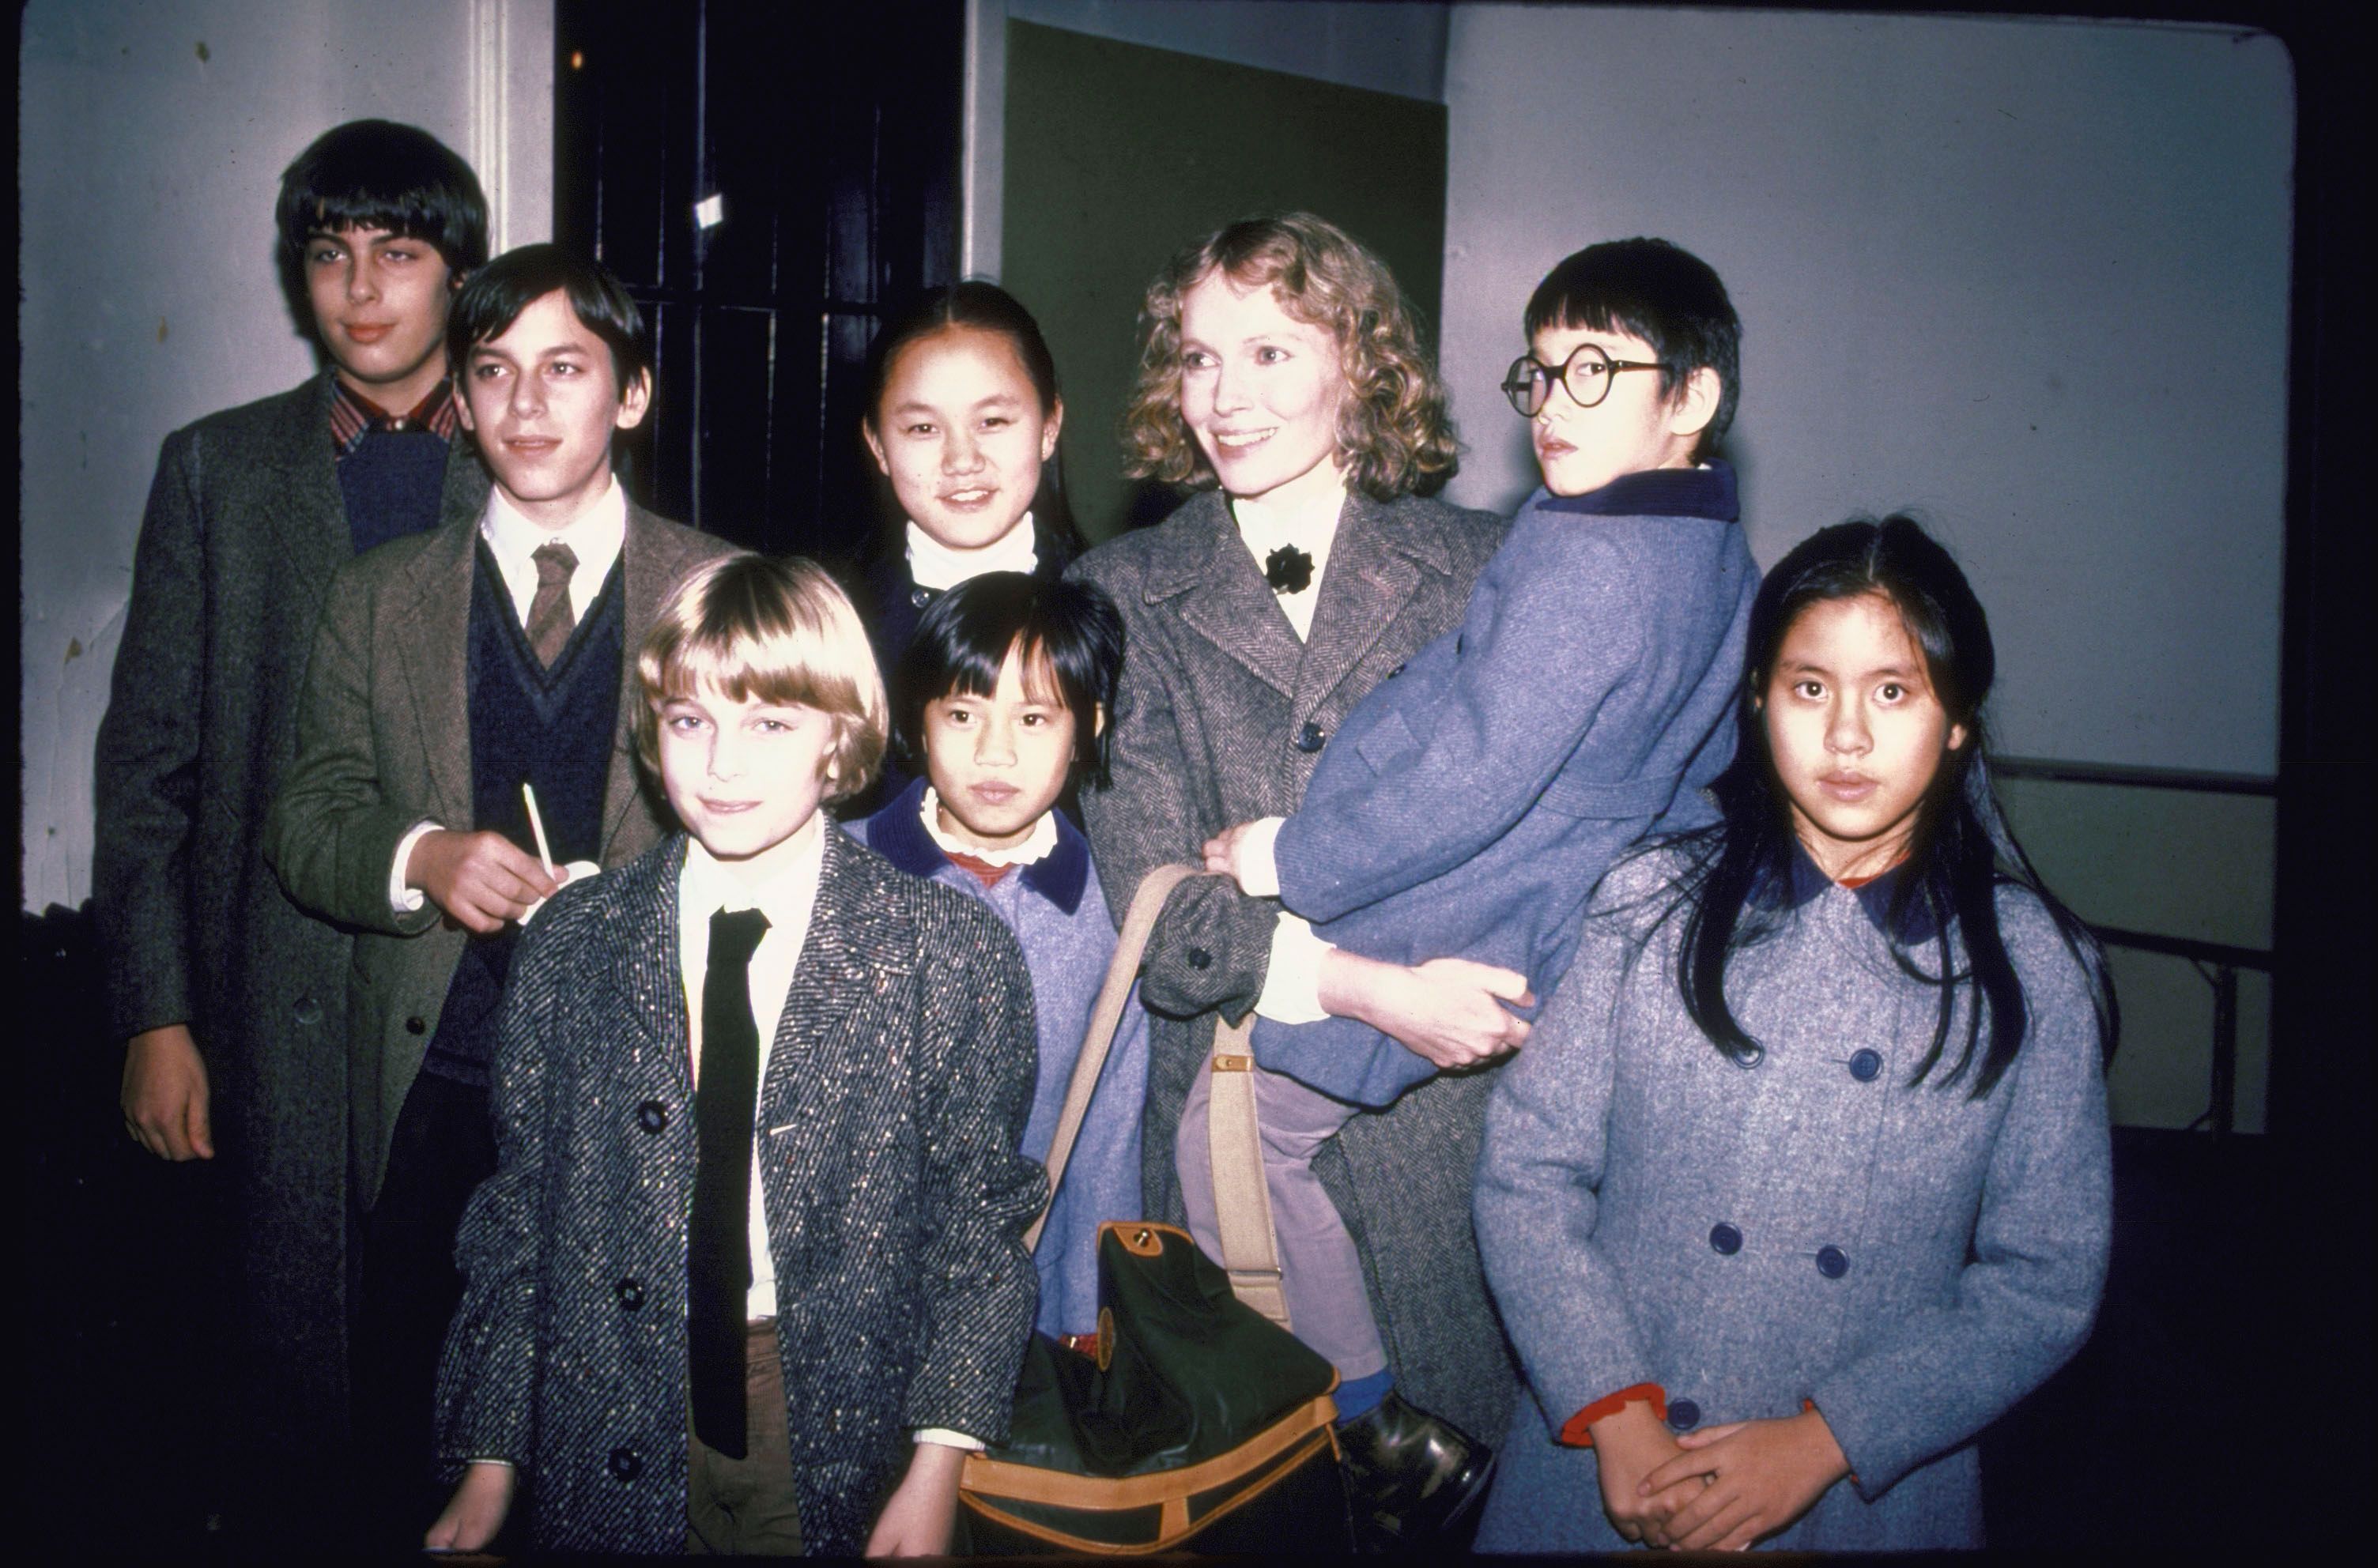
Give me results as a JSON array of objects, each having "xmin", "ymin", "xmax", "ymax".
[
  {"xmin": 905, "ymin": 511, "xmax": 1038, "ymax": 592},
  {"xmin": 1229, "ymin": 481, "xmax": 1345, "ymax": 642},
  {"xmin": 675, "ymin": 825, "xmax": 980, "ymax": 1452},
  {"xmin": 387, "ymin": 477, "xmax": 632, "ymax": 912}
]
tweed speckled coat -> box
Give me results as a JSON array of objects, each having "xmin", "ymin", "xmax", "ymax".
[
  {"xmin": 434, "ymin": 825, "xmax": 1046, "ymax": 1555},
  {"xmin": 1474, "ymin": 845, "xmax": 2112, "ymax": 1551},
  {"xmin": 1068, "ymin": 487, "xmax": 1519, "ymax": 1446},
  {"xmin": 262, "ymin": 499, "xmax": 734, "ymax": 1209},
  {"xmin": 91, "ymin": 371, "xmax": 489, "ymax": 1506}
]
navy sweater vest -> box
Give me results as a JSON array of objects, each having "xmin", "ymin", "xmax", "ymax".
[
  {"xmin": 338, "ymin": 430, "xmax": 452, "ymax": 556},
  {"xmin": 420, "ymin": 545, "xmax": 625, "ymax": 1087}
]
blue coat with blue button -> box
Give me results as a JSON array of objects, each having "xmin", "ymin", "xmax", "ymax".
[
  {"xmin": 1261, "ymin": 464, "xmax": 1757, "ymax": 1106},
  {"xmin": 1472, "ymin": 842, "xmax": 2112, "ymax": 1551},
  {"xmin": 433, "ymin": 826, "xmax": 1045, "ymax": 1555},
  {"xmin": 850, "ymin": 778, "xmax": 1149, "ymax": 1338}
]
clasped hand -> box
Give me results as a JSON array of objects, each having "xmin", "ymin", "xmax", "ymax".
[{"xmin": 1630, "ymin": 1409, "xmax": 1851, "ymax": 1551}]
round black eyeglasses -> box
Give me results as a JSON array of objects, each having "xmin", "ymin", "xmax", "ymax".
[{"xmin": 1501, "ymin": 343, "xmax": 1663, "ymax": 417}]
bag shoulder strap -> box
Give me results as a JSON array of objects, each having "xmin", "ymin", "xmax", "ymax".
[
  {"xmin": 1025, "ymin": 866, "xmax": 1292, "ymax": 1332},
  {"xmin": 1025, "ymin": 861, "xmax": 1199, "ymax": 1252}
]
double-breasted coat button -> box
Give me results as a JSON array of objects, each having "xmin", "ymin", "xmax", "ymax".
[
  {"xmin": 1816, "ymin": 1246, "xmax": 1850, "ymax": 1279},
  {"xmin": 1667, "ymin": 1399, "xmax": 1702, "ymax": 1430},
  {"xmin": 1293, "ymin": 721, "xmax": 1327, "ymax": 753},
  {"xmin": 1187, "ymin": 948, "xmax": 1213, "ymax": 971},
  {"xmin": 1709, "ymin": 1223, "xmax": 1743, "ymax": 1255},
  {"xmin": 637, "ymin": 1099, "xmax": 669, "ymax": 1134},
  {"xmin": 405, "ymin": 1016, "xmax": 427, "ymax": 1035},
  {"xmin": 615, "ymin": 1277, "xmax": 644, "ymax": 1310},
  {"xmin": 910, "ymin": 586, "xmax": 935, "ymax": 609},
  {"xmin": 293, "ymin": 994, "xmax": 322, "ymax": 1025},
  {"xmin": 607, "ymin": 1446, "xmax": 642, "ymax": 1482},
  {"xmin": 1848, "ymin": 1049, "xmax": 1883, "ymax": 1081}
]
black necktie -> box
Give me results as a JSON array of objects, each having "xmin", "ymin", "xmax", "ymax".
[{"xmin": 689, "ymin": 906, "xmax": 771, "ymax": 1457}]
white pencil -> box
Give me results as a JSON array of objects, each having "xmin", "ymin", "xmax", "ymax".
[{"xmin": 522, "ymin": 781, "xmax": 557, "ymax": 876}]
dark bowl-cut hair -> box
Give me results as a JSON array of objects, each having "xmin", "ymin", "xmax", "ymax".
[
  {"xmin": 447, "ymin": 244, "xmax": 654, "ymax": 395},
  {"xmin": 276, "ymin": 119, "xmax": 489, "ymax": 285},
  {"xmin": 1524, "ymin": 238, "xmax": 1742, "ymax": 462},
  {"xmin": 893, "ymin": 573, "xmax": 1125, "ymax": 791}
]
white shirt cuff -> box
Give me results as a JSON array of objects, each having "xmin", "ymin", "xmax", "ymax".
[
  {"xmin": 1236, "ymin": 816, "xmax": 1285, "ymax": 899},
  {"xmin": 391, "ymin": 819, "xmax": 443, "ymax": 914},
  {"xmin": 913, "ymin": 1427, "xmax": 986, "ymax": 1452},
  {"xmin": 1255, "ymin": 912, "xmax": 1332, "ymax": 1025}
]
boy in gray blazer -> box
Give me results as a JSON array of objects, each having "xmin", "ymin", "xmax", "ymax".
[
  {"xmin": 265, "ymin": 245, "xmax": 734, "ymax": 1542},
  {"xmin": 92, "ymin": 119, "xmax": 489, "ymax": 1540}
]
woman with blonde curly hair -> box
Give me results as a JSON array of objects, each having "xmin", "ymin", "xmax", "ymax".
[{"xmin": 1069, "ymin": 213, "xmax": 1516, "ymax": 1549}]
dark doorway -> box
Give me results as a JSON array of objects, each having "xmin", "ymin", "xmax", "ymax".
[{"xmin": 554, "ymin": 0, "xmax": 964, "ymax": 558}]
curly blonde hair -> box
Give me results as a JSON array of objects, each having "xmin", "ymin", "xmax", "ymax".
[{"xmin": 1119, "ymin": 213, "xmax": 1460, "ymax": 501}]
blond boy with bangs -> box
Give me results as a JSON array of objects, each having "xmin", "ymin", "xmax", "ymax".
[{"xmin": 428, "ymin": 555, "xmax": 1044, "ymax": 1557}]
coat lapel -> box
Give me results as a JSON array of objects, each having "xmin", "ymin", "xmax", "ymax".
[
  {"xmin": 258, "ymin": 375, "xmax": 353, "ymax": 602},
  {"xmin": 603, "ymin": 502, "xmax": 686, "ymax": 856},
  {"xmin": 765, "ymin": 827, "xmax": 896, "ymax": 1072},
  {"xmin": 591, "ymin": 839, "xmax": 694, "ymax": 1095},
  {"xmin": 1290, "ymin": 489, "xmax": 1446, "ymax": 726},
  {"xmin": 1149, "ymin": 490, "xmax": 1303, "ymax": 699},
  {"xmin": 390, "ymin": 517, "xmax": 481, "ymax": 824}
]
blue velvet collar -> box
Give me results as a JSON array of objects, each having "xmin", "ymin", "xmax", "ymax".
[
  {"xmin": 1534, "ymin": 459, "xmax": 1738, "ymax": 522},
  {"xmin": 1755, "ymin": 835, "xmax": 1938, "ymax": 945},
  {"xmin": 862, "ymin": 775, "xmax": 1090, "ymax": 916}
]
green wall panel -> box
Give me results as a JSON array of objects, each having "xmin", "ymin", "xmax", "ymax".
[{"xmin": 1001, "ymin": 20, "xmax": 1448, "ymax": 541}]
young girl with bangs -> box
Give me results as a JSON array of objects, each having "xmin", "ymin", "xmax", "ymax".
[{"xmin": 1473, "ymin": 516, "xmax": 2116, "ymax": 1553}]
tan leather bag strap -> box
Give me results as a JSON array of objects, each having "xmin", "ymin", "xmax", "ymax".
[
  {"xmin": 1024, "ymin": 865, "xmax": 1292, "ymax": 1332},
  {"xmin": 1024, "ymin": 861, "xmax": 1199, "ymax": 1253},
  {"xmin": 1206, "ymin": 1009, "xmax": 1289, "ymax": 1329}
]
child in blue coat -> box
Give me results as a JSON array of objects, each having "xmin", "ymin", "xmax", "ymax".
[
  {"xmin": 1474, "ymin": 517, "xmax": 2116, "ymax": 1550},
  {"xmin": 1202, "ymin": 239, "xmax": 1758, "ymax": 1449},
  {"xmin": 851, "ymin": 572, "xmax": 1148, "ymax": 1344}
]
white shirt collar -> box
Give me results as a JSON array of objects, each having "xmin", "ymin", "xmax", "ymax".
[
  {"xmin": 905, "ymin": 512, "xmax": 1039, "ymax": 592},
  {"xmin": 917, "ymin": 785, "xmax": 1058, "ymax": 869},
  {"xmin": 1230, "ymin": 473, "xmax": 1348, "ymax": 640},
  {"xmin": 478, "ymin": 475, "xmax": 629, "ymax": 624},
  {"xmin": 679, "ymin": 816, "xmax": 828, "ymax": 926}
]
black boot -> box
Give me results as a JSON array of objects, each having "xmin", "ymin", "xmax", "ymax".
[{"xmin": 1336, "ymin": 1390, "xmax": 1496, "ymax": 1552}]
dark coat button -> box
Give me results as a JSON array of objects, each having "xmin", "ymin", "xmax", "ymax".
[
  {"xmin": 1709, "ymin": 1223, "xmax": 1742, "ymax": 1255},
  {"xmin": 1293, "ymin": 722, "xmax": 1327, "ymax": 753},
  {"xmin": 1738, "ymin": 1045, "xmax": 1763, "ymax": 1068},
  {"xmin": 1849, "ymin": 1049, "xmax": 1883, "ymax": 1081},
  {"xmin": 637, "ymin": 1099, "xmax": 668, "ymax": 1134},
  {"xmin": 293, "ymin": 994, "xmax": 322, "ymax": 1025},
  {"xmin": 1387, "ymin": 662, "xmax": 1406, "ymax": 679},
  {"xmin": 909, "ymin": 586, "xmax": 935, "ymax": 609},
  {"xmin": 615, "ymin": 1277, "xmax": 644, "ymax": 1311},
  {"xmin": 1187, "ymin": 947, "xmax": 1213, "ymax": 971},
  {"xmin": 1817, "ymin": 1246, "xmax": 1850, "ymax": 1279},
  {"xmin": 405, "ymin": 1016, "xmax": 427, "ymax": 1035},
  {"xmin": 1667, "ymin": 1399, "xmax": 1701, "ymax": 1430},
  {"xmin": 608, "ymin": 1446, "xmax": 642, "ymax": 1482}
]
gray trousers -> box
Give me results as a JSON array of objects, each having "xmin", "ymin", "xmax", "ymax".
[{"xmin": 1177, "ymin": 1058, "xmax": 1389, "ymax": 1381}]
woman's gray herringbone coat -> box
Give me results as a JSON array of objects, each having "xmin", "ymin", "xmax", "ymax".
[
  {"xmin": 1069, "ymin": 487, "xmax": 1520, "ymax": 1446},
  {"xmin": 435, "ymin": 827, "xmax": 1047, "ymax": 1555},
  {"xmin": 1475, "ymin": 846, "xmax": 2112, "ymax": 1551}
]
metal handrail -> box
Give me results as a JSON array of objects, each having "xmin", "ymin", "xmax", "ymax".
[{"xmin": 1994, "ymin": 756, "xmax": 2275, "ymax": 1136}]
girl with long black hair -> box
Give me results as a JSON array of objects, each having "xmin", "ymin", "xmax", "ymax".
[{"xmin": 1474, "ymin": 515, "xmax": 2116, "ymax": 1552}]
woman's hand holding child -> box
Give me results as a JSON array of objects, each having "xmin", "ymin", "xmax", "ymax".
[
  {"xmin": 1318, "ymin": 950, "xmax": 1532, "ymax": 1069},
  {"xmin": 1202, "ymin": 817, "xmax": 1283, "ymax": 897}
]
